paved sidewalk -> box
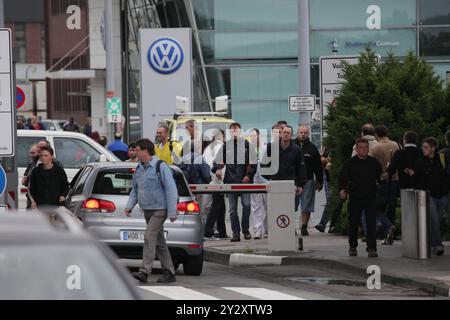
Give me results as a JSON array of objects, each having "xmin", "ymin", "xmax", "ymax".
[{"xmin": 203, "ymin": 227, "xmax": 450, "ymax": 297}]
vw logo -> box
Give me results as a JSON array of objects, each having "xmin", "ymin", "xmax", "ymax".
[{"xmin": 148, "ymin": 37, "xmax": 184, "ymax": 75}]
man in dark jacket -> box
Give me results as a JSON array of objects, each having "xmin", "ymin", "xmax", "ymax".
[
  {"xmin": 339, "ymin": 138, "xmax": 383, "ymax": 258},
  {"xmin": 262, "ymin": 125, "xmax": 307, "ymax": 214},
  {"xmin": 413, "ymin": 137, "xmax": 449, "ymax": 256},
  {"xmin": 294, "ymin": 125, "xmax": 324, "ymax": 236},
  {"xmin": 212, "ymin": 123, "xmax": 257, "ymax": 242},
  {"xmin": 387, "ymin": 131, "xmax": 421, "ymax": 189},
  {"xmin": 439, "ymin": 130, "xmax": 450, "ymax": 229}
]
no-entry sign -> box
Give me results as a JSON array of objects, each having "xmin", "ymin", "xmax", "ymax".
[{"xmin": 16, "ymin": 86, "xmax": 26, "ymax": 109}]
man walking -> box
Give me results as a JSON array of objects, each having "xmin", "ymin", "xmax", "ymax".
[
  {"xmin": 293, "ymin": 126, "xmax": 323, "ymax": 236},
  {"xmin": 108, "ymin": 133, "xmax": 130, "ymax": 161},
  {"xmin": 387, "ymin": 131, "xmax": 421, "ymax": 190},
  {"xmin": 262, "ymin": 126, "xmax": 307, "ymax": 221},
  {"xmin": 212, "ymin": 123, "xmax": 257, "ymax": 242},
  {"xmin": 439, "ymin": 131, "xmax": 450, "ymax": 228},
  {"xmin": 413, "ymin": 137, "xmax": 449, "ymax": 256},
  {"xmin": 371, "ymin": 125, "xmax": 400, "ymax": 225},
  {"xmin": 155, "ymin": 125, "xmax": 182, "ymax": 165},
  {"xmin": 125, "ymin": 139, "xmax": 179, "ymax": 283},
  {"xmin": 339, "ymin": 138, "xmax": 382, "ymax": 258},
  {"xmin": 250, "ymin": 128, "xmax": 268, "ymax": 239}
]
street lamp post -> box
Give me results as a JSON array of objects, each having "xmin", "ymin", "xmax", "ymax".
[{"xmin": 298, "ymin": 0, "xmax": 311, "ymax": 126}]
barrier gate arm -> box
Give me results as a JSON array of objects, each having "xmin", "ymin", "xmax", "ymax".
[{"xmin": 190, "ymin": 184, "xmax": 269, "ymax": 194}]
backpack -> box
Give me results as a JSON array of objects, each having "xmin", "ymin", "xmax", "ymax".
[{"xmin": 155, "ymin": 160, "xmax": 174, "ymax": 189}]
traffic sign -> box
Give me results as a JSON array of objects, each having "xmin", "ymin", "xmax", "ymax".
[
  {"xmin": 289, "ymin": 95, "xmax": 316, "ymax": 112},
  {"xmin": 0, "ymin": 166, "xmax": 6, "ymax": 198},
  {"xmin": 0, "ymin": 29, "xmax": 15, "ymax": 157},
  {"xmin": 16, "ymin": 86, "xmax": 26, "ymax": 109},
  {"xmin": 107, "ymin": 97, "xmax": 122, "ymax": 123}
]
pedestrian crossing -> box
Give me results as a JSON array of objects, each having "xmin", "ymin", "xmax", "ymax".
[{"xmin": 138, "ymin": 285, "xmax": 305, "ymax": 300}]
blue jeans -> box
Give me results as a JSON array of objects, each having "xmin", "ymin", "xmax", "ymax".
[
  {"xmin": 430, "ymin": 195, "xmax": 448, "ymax": 248},
  {"xmin": 228, "ymin": 193, "xmax": 251, "ymax": 236}
]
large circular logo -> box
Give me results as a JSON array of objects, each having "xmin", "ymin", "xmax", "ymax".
[{"xmin": 148, "ymin": 37, "xmax": 184, "ymax": 75}]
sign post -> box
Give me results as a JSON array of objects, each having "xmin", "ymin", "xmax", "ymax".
[
  {"xmin": 107, "ymin": 97, "xmax": 122, "ymax": 123},
  {"xmin": 319, "ymin": 55, "xmax": 359, "ymax": 123},
  {"xmin": 0, "ymin": 29, "xmax": 15, "ymax": 157},
  {"xmin": 289, "ymin": 95, "xmax": 316, "ymax": 113}
]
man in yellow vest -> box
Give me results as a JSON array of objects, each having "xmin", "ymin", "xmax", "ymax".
[{"xmin": 155, "ymin": 126, "xmax": 182, "ymax": 165}]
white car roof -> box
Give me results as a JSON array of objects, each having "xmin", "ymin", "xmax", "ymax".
[{"xmin": 17, "ymin": 130, "xmax": 119, "ymax": 161}]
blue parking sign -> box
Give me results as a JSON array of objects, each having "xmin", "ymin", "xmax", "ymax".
[{"xmin": 0, "ymin": 166, "xmax": 6, "ymax": 198}]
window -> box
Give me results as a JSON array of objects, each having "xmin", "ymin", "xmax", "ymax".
[
  {"xmin": 419, "ymin": 0, "xmax": 450, "ymax": 25},
  {"xmin": 16, "ymin": 136, "xmax": 46, "ymax": 168},
  {"xmin": 93, "ymin": 170, "xmax": 134, "ymax": 195},
  {"xmin": 54, "ymin": 138, "xmax": 101, "ymax": 169},
  {"xmin": 310, "ymin": 29, "xmax": 417, "ymax": 61},
  {"xmin": 310, "ymin": 0, "xmax": 416, "ymax": 29},
  {"xmin": 420, "ymin": 28, "xmax": 450, "ymax": 60},
  {"xmin": 72, "ymin": 167, "xmax": 93, "ymax": 196},
  {"xmin": 15, "ymin": 23, "xmax": 26, "ymax": 63},
  {"xmin": 192, "ymin": 0, "xmax": 298, "ymax": 30}
]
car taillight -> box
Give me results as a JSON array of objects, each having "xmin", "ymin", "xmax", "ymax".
[
  {"xmin": 177, "ymin": 201, "xmax": 200, "ymax": 215},
  {"xmin": 82, "ymin": 198, "xmax": 116, "ymax": 213}
]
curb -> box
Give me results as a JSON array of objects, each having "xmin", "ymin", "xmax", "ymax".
[{"xmin": 204, "ymin": 248, "xmax": 450, "ymax": 297}]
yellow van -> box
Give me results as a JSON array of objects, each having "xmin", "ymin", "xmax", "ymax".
[{"xmin": 160, "ymin": 112, "xmax": 236, "ymax": 144}]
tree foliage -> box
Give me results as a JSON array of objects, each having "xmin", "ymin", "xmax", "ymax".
[{"xmin": 323, "ymin": 49, "xmax": 450, "ymax": 233}]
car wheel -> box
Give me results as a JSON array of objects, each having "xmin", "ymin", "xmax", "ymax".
[{"xmin": 183, "ymin": 253, "xmax": 203, "ymax": 276}]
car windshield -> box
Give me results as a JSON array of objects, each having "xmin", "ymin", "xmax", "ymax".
[
  {"xmin": 0, "ymin": 243, "xmax": 136, "ymax": 300},
  {"xmin": 93, "ymin": 168, "xmax": 191, "ymax": 197},
  {"xmin": 175, "ymin": 121, "xmax": 230, "ymax": 142}
]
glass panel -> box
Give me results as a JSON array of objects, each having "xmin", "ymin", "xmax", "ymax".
[
  {"xmin": 310, "ymin": 29, "xmax": 417, "ymax": 61},
  {"xmin": 430, "ymin": 63, "xmax": 450, "ymax": 82},
  {"xmin": 420, "ymin": 28, "xmax": 450, "ymax": 60},
  {"xmin": 192, "ymin": 0, "xmax": 298, "ymax": 30},
  {"xmin": 310, "ymin": 0, "xmax": 416, "ymax": 29},
  {"xmin": 419, "ymin": 0, "xmax": 450, "ymax": 25},
  {"xmin": 16, "ymin": 136, "xmax": 46, "ymax": 168},
  {"xmin": 202, "ymin": 66, "xmax": 298, "ymax": 100},
  {"xmin": 199, "ymin": 31, "xmax": 298, "ymax": 63},
  {"xmin": 231, "ymin": 100, "xmax": 300, "ymax": 134},
  {"xmin": 54, "ymin": 138, "xmax": 101, "ymax": 169}
]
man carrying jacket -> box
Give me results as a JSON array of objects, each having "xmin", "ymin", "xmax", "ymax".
[
  {"xmin": 293, "ymin": 125, "xmax": 323, "ymax": 236},
  {"xmin": 212, "ymin": 123, "xmax": 257, "ymax": 242}
]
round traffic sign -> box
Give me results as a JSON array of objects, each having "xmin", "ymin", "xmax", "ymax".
[
  {"xmin": 276, "ymin": 215, "xmax": 290, "ymax": 229},
  {"xmin": 16, "ymin": 86, "xmax": 26, "ymax": 109},
  {"xmin": 0, "ymin": 166, "xmax": 6, "ymax": 198}
]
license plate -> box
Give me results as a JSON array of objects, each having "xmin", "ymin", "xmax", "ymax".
[
  {"xmin": 120, "ymin": 230, "xmax": 167, "ymax": 241},
  {"xmin": 120, "ymin": 231, "xmax": 145, "ymax": 241}
]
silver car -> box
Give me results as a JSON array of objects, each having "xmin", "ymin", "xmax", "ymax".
[
  {"xmin": 65, "ymin": 162, "xmax": 204, "ymax": 276},
  {"xmin": 0, "ymin": 209, "xmax": 141, "ymax": 300}
]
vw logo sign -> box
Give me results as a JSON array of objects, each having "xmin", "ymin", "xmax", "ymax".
[{"xmin": 148, "ymin": 37, "xmax": 184, "ymax": 75}]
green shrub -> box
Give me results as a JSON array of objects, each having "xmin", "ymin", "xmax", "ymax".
[{"xmin": 324, "ymin": 49, "xmax": 450, "ymax": 238}]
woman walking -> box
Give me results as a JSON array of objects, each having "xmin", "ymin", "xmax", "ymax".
[{"xmin": 29, "ymin": 146, "xmax": 69, "ymax": 209}]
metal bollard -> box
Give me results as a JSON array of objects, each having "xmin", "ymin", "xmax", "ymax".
[{"xmin": 401, "ymin": 189, "xmax": 430, "ymax": 259}]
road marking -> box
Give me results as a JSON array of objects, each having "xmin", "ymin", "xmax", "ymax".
[
  {"xmin": 139, "ymin": 286, "xmax": 220, "ymax": 300},
  {"xmin": 222, "ymin": 287, "xmax": 305, "ymax": 300}
]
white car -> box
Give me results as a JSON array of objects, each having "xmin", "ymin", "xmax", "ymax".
[{"xmin": 16, "ymin": 130, "xmax": 119, "ymax": 209}]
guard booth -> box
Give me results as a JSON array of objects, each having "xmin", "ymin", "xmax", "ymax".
[{"xmin": 190, "ymin": 181, "xmax": 298, "ymax": 251}]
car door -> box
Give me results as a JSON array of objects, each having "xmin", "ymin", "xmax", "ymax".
[{"xmin": 66, "ymin": 166, "xmax": 94, "ymax": 217}]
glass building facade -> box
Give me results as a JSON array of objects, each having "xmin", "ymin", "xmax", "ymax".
[{"xmin": 122, "ymin": 0, "xmax": 450, "ymax": 141}]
